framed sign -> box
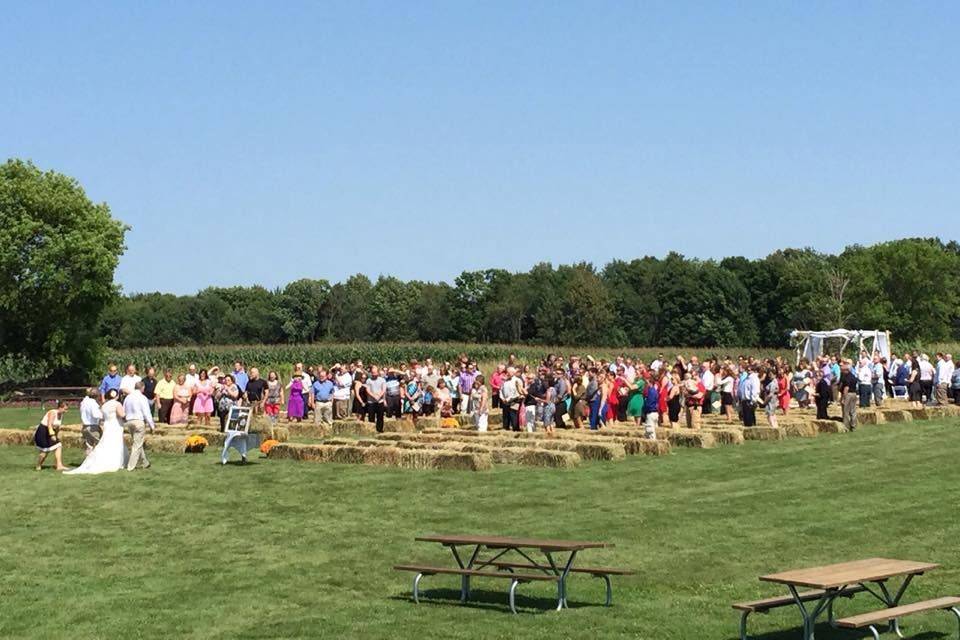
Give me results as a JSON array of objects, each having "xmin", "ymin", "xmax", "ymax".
[{"xmin": 226, "ymin": 406, "xmax": 252, "ymax": 433}]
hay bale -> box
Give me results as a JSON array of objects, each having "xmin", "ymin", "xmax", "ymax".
[
  {"xmin": 517, "ymin": 449, "xmax": 580, "ymax": 468},
  {"xmin": 382, "ymin": 418, "xmax": 415, "ymax": 433},
  {"xmin": 331, "ymin": 420, "xmax": 378, "ymax": 436},
  {"xmin": 880, "ymin": 410, "xmax": 913, "ymax": 423},
  {"xmin": 282, "ymin": 422, "xmax": 329, "ymax": 438},
  {"xmin": 667, "ymin": 430, "xmax": 716, "ymax": 449},
  {"xmin": 415, "ymin": 416, "xmax": 441, "ymax": 430},
  {"xmin": 490, "ymin": 448, "xmax": 525, "ymax": 464},
  {"xmin": 488, "ymin": 413, "xmax": 503, "ymax": 426},
  {"xmin": 782, "ymin": 423, "xmax": 818, "ymax": 438},
  {"xmin": 0, "ymin": 428, "xmax": 36, "ymax": 446},
  {"xmin": 460, "ymin": 444, "xmax": 492, "ymax": 454},
  {"xmin": 702, "ymin": 428, "xmax": 745, "ymax": 445},
  {"xmin": 742, "ymin": 427, "xmax": 784, "ymax": 441},
  {"xmin": 813, "ymin": 420, "xmax": 847, "ymax": 434},
  {"xmin": 431, "ymin": 451, "xmax": 492, "ymax": 471},
  {"xmin": 144, "ymin": 435, "xmax": 189, "ymax": 454},
  {"xmin": 635, "ymin": 439, "xmax": 671, "ymax": 456},
  {"xmin": 858, "ymin": 411, "xmax": 885, "ymax": 425},
  {"xmin": 362, "ymin": 446, "xmax": 402, "ymax": 466},
  {"xmin": 571, "ymin": 441, "xmax": 627, "ymax": 461}
]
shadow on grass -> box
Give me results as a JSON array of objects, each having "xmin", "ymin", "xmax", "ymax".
[
  {"xmin": 390, "ymin": 587, "xmax": 599, "ymax": 615},
  {"xmin": 728, "ymin": 621, "xmax": 949, "ymax": 640},
  {"xmin": 218, "ymin": 460, "xmax": 260, "ymax": 466}
]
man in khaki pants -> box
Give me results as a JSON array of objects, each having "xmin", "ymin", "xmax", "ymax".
[
  {"xmin": 123, "ymin": 382, "xmax": 155, "ymax": 471},
  {"xmin": 838, "ymin": 360, "xmax": 859, "ymax": 432}
]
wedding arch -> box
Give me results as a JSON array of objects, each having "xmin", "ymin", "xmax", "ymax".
[{"xmin": 789, "ymin": 328, "xmax": 892, "ymax": 365}]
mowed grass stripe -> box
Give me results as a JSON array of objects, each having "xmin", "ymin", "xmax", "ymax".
[{"xmin": 2, "ymin": 419, "xmax": 960, "ymax": 638}]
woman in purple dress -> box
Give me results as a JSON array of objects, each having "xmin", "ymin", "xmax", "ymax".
[{"xmin": 287, "ymin": 372, "xmax": 305, "ymax": 422}]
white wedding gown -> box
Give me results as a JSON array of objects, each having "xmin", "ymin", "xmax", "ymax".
[{"xmin": 66, "ymin": 400, "xmax": 128, "ymax": 475}]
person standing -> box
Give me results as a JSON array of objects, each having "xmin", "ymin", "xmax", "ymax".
[
  {"xmin": 682, "ymin": 373, "xmax": 705, "ymax": 429},
  {"xmin": 838, "ymin": 360, "xmax": 859, "ymax": 432},
  {"xmin": 286, "ymin": 371, "xmax": 305, "ymax": 423},
  {"xmin": 154, "ymin": 369, "xmax": 176, "ymax": 424},
  {"xmin": 264, "ymin": 371, "xmax": 284, "ymax": 424},
  {"xmin": 119, "ymin": 364, "xmax": 141, "ymax": 399},
  {"xmin": 365, "ymin": 366, "xmax": 387, "ymax": 433},
  {"xmin": 764, "ymin": 369, "xmax": 780, "ymax": 429},
  {"xmin": 499, "ymin": 367, "xmax": 522, "ymax": 432},
  {"xmin": 311, "ymin": 370, "xmax": 335, "ymax": 426},
  {"xmin": 193, "ymin": 369, "xmax": 215, "ymax": 426},
  {"xmin": 643, "ymin": 382, "xmax": 659, "ymax": 440},
  {"xmin": 740, "ymin": 366, "xmax": 760, "ymax": 427},
  {"xmin": 471, "ymin": 375, "xmax": 489, "ymax": 432},
  {"xmin": 98, "ymin": 364, "xmax": 121, "ymax": 403},
  {"xmin": 332, "ymin": 367, "xmax": 352, "ymax": 420},
  {"xmin": 384, "ymin": 369, "xmax": 402, "ymax": 419},
  {"xmin": 169, "ymin": 374, "xmax": 191, "ymax": 425},
  {"xmin": 123, "ymin": 382, "xmax": 155, "ymax": 471},
  {"xmin": 458, "ymin": 364, "xmax": 477, "ymax": 415},
  {"xmin": 34, "ymin": 400, "xmax": 70, "ymax": 471},
  {"xmin": 935, "ymin": 353, "xmax": 955, "ymax": 406},
  {"xmin": 232, "ymin": 361, "xmax": 249, "ymax": 396},
  {"xmin": 814, "ymin": 371, "xmax": 832, "ymax": 419},
  {"xmin": 490, "ymin": 365, "xmax": 505, "ymax": 411},
  {"xmin": 244, "ymin": 367, "xmax": 268, "ymax": 416},
  {"xmin": 79, "ymin": 387, "xmax": 103, "ymax": 454},
  {"xmin": 856, "ymin": 357, "xmax": 874, "ymax": 408},
  {"xmin": 919, "ymin": 354, "xmax": 935, "ymax": 403},
  {"xmin": 142, "ymin": 367, "xmax": 158, "ymax": 417}
]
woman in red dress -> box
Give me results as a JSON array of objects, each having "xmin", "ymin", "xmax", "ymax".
[{"xmin": 777, "ymin": 365, "xmax": 791, "ymax": 415}]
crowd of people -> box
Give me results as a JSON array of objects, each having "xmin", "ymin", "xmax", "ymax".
[{"xmin": 81, "ymin": 349, "xmax": 960, "ymax": 442}]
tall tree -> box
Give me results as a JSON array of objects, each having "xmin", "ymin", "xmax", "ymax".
[{"xmin": 0, "ymin": 160, "xmax": 126, "ymax": 381}]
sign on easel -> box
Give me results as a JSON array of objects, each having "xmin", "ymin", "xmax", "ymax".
[{"xmin": 226, "ymin": 406, "xmax": 252, "ymax": 433}]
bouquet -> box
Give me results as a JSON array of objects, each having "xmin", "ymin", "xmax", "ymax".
[
  {"xmin": 184, "ymin": 435, "xmax": 209, "ymax": 453},
  {"xmin": 260, "ymin": 438, "xmax": 280, "ymax": 455}
]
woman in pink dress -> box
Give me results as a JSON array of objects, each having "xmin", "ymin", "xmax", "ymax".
[
  {"xmin": 193, "ymin": 369, "xmax": 214, "ymax": 426},
  {"xmin": 169, "ymin": 374, "xmax": 191, "ymax": 425}
]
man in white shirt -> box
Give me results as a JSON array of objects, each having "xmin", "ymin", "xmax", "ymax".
[
  {"xmin": 333, "ymin": 367, "xmax": 353, "ymax": 419},
  {"xmin": 79, "ymin": 387, "xmax": 103, "ymax": 453},
  {"xmin": 700, "ymin": 363, "xmax": 716, "ymax": 414},
  {"xmin": 123, "ymin": 382, "xmax": 155, "ymax": 471},
  {"xmin": 740, "ymin": 367, "xmax": 761, "ymax": 427},
  {"xmin": 935, "ymin": 353, "xmax": 955, "ymax": 405},
  {"xmin": 918, "ymin": 355, "xmax": 935, "ymax": 402},
  {"xmin": 856, "ymin": 357, "xmax": 874, "ymax": 408},
  {"xmin": 119, "ymin": 364, "xmax": 142, "ymax": 398}
]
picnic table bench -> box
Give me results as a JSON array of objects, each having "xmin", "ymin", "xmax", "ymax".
[
  {"xmin": 394, "ymin": 534, "xmax": 633, "ymax": 614},
  {"xmin": 735, "ymin": 557, "xmax": 957, "ymax": 640}
]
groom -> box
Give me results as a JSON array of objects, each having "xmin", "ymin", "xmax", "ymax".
[
  {"xmin": 123, "ymin": 381, "xmax": 155, "ymax": 471},
  {"xmin": 79, "ymin": 387, "xmax": 103, "ymax": 454}
]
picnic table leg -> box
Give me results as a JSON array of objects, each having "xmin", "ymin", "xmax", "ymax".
[
  {"xmin": 876, "ymin": 577, "xmax": 914, "ymax": 639},
  {"xmin": 544, "ymin": 550, "xmax": 579, "ymax": 610},
  {"xmin": 950, "ymin": 607, "xmax": 960, "ymax": 639},
  {"xmin": 412, "ymin": 573, "xmax": 425, "ymax": 604},
  {"xmin": 788, "ymin": 585, "xmax": 838, "ymax": 640}
]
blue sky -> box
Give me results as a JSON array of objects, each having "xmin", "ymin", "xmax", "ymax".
[{"xmin": 2, "ymin": 1, "xmax": 958, "ymax": 294}]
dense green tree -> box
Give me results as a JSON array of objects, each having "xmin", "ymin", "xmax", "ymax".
[
  {"xmin": 0, "ymin": 160, "xmax": 126, "ymax": 382},
  {"xmin": 276, "ymin": 279, "xmax": 330, "ymax": 343},
  {"xmin": 323, "ymin": 274, "xmax": 373, "ymax": 341}
]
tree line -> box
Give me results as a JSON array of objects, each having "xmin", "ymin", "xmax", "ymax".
[
  {"xmin": 102, "ymin": 238, "xmax": 960, "ymax": 350},
  {"xmin": 4, "ymin": 159, "xmax": 959, "ymax": 385}
]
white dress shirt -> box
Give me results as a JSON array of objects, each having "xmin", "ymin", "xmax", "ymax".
[
  {"xmin": 80, "ymin": 396, "xmax": 103, "ymax": 426},
  {"xmin": 122, "ymin": 391, "xmax": 155, "ymax": 428},
  {"xmin": 119, "ymin": 374, "xmax": 142, "ymax": 395}
]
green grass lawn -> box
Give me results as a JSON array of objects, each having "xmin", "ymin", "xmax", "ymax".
[
  {"xmin": 0, "ymin": 406, "xmax": 47, "ymax": 429},
  {"xmin": 3, "ymin": 419, "xmax": 960, "ymax": 639}
]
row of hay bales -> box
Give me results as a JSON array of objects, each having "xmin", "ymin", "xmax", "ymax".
[
  {"xmin": 266, "ymin": 442, "xmax": 493, "ymax": 471},
  {"xmin": 0, "ymin": 421, "xmax": 290, "ymax": 454}
]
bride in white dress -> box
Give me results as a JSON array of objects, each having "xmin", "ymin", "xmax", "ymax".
[{"xmin": 66, "ymin": 391, "xmax": 128, "ymax": 475}]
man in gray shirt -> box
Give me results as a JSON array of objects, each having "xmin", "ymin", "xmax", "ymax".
[
  {"xmin": 123, "ymin": 382, "xmax": 155, "ymax": 471},
  {"xmin": 364, "ymin": 366, "xmax": 387, "ymax": 433}
]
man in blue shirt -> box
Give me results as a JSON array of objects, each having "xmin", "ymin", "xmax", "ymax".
[
  {"xmin": 98, "ymin": 364, "xmax": 121, "ymax": 402},
  {"xmin": 310, "ymin": 370, "xmax": 336, "ymax": 426},
  {"xmin": 232, "ymin": 361, "xmax": 249, "ymax": 394}
]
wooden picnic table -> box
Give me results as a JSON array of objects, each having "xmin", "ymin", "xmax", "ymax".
[
  {"xmin": 757, "ymin": 558, "xmax": 940, "ymax": 640},
  {"xmin": 397, "ymin": 534, "xmax": 631, "ymax": 613}
]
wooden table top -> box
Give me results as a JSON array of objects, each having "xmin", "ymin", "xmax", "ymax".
[
  {"xmin": 760, "ymin": 558, "xmax": 940, "ymax": 590},
  {"xmin": 415, "ymin": 534, "xmax": 611, "ymax": 552}
]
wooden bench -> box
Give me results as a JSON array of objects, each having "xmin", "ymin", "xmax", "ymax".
[
  {"xmin": 394, "ymin": 564, "xmax": 561, "ymax": 614},
  {"xmin": 733, "ymin": 586, "xmax": 866, "ymax": 640},
  {"xmin": 486, "ymin": 560, "xmax": 634, "ymax": 606},
  {"xmin": 834, "ymin": 596, "xmax": 960, "ymax": 640}
]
